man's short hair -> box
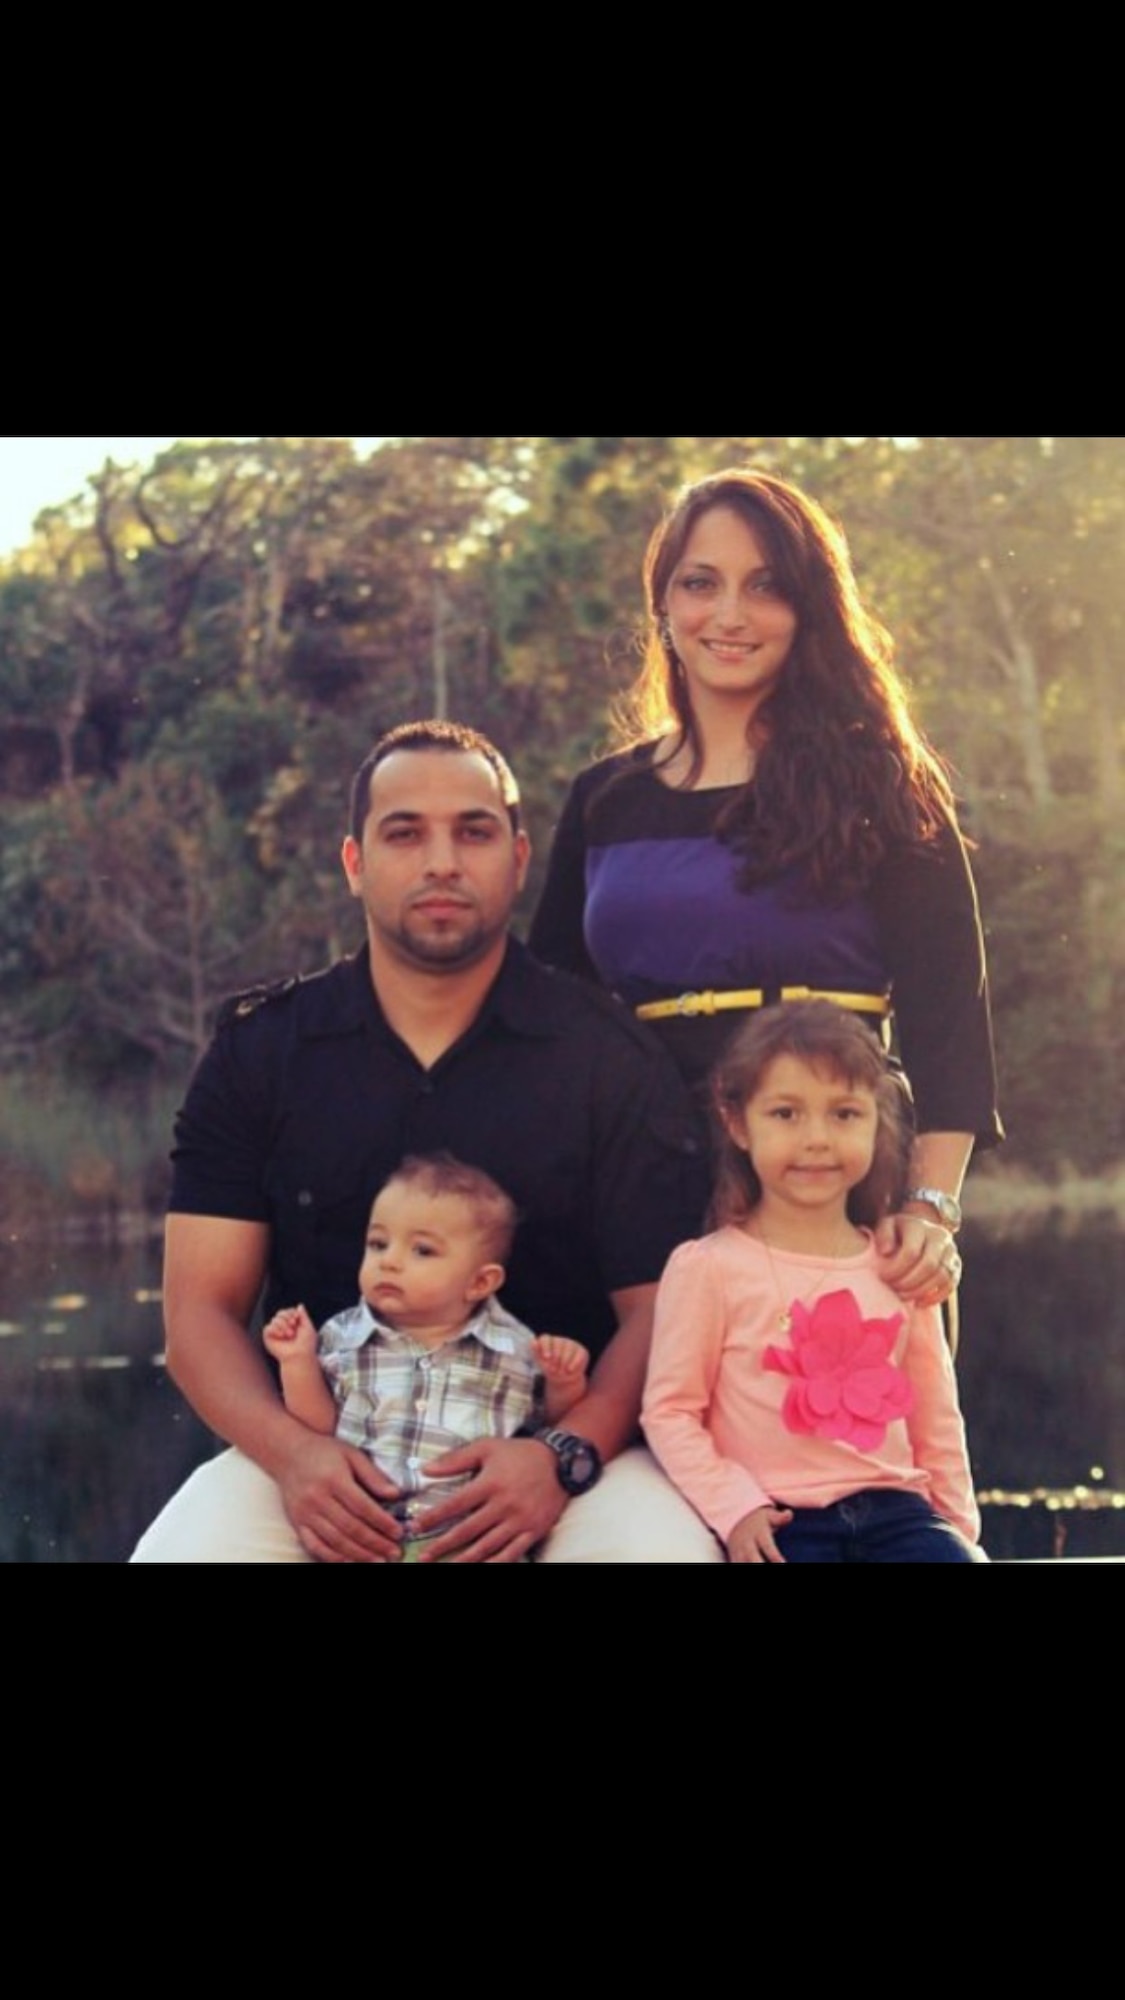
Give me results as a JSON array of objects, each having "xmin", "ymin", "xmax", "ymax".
[
  {"xmin": 349, "ymin": 720, "xmax": 522, "ymax": 842},
  {"xmin": 380, "ymin": 1150, "xmax": 519, "ymax": 1263}
]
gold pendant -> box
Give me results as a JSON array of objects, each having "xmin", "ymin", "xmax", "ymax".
[{"xmin": 777, "ymin": 1307, "xmax": 792, "ymax": 1332}]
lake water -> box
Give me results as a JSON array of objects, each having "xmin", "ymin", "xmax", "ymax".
[
  {"xmin": 0, "ymin": 1234, "xmax": 213, "ymax": 1562},
  {"xmin": 3, "ymin": 1216, "xmax": 1124, "ymax": 1561}
]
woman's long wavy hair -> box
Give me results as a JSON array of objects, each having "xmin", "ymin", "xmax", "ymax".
[
  {"xmin": 710, "ymin": 1002, "xmax": 912, "ymax": 1231},
  {"xmin": 613, "ymin": 469, "xmax": 957, "ymax": 899}
]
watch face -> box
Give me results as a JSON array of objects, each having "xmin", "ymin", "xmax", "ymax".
[{"xmin": 544, "ymin": 1432, "xmax": 602, "ymax": 1495}]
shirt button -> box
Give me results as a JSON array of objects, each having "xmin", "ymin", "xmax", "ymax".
[{"xmin": 297, "ymin": 1191, "xmax": 313, "ymax": 1207}]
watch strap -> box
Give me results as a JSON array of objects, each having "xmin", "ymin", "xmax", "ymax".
[
  {"xmin": 532, "ymin": 1426, "xmax": 603, "ymax": 1494},
  {"xmin": 904, "ymin": 1186, "xmax": 962, "ymax": 1230}
]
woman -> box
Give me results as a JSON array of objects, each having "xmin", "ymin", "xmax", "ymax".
[{"xmin": 529, "ymin": 468, "xmax": 1003, "ymax": 1315}]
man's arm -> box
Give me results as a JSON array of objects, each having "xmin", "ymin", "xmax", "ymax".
[
  {"xmin": 542, "ymin": 1283, "xmax": 654, "ymax": 1458},
  {"xmin": 163, "ymin": 1214, "xmax": 404, "ymax": 1562},
  {"xmin": 410, "ymin": 1282, "xmax": 656, "ymax": 1563}
]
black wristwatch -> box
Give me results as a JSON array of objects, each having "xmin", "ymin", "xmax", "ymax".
[{"xmin": 533, "ymin": 1427, "xmax": 603, "ymax": 1497}]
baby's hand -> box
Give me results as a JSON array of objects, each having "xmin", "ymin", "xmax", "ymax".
[
  {"xmin": 532, "ymin": 1334, "xmax": 589, "ymax": 1383},
  {"xmin": 726, "ymin": 1505, "xmax": 794, "ymax": 1565},
  {"xmin": 263, "ymin": 1304, "xmax": 318, "ymax": 1360}
]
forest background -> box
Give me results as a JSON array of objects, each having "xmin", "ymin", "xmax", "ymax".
[{"xmin": 1, "ymin": 433, "xmax": 1121, "ymax": 1236}]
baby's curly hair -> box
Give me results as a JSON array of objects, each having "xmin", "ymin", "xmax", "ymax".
[{"xmin": 379, "ymin": 1151, "xmax": 519, "ymax": 1263}]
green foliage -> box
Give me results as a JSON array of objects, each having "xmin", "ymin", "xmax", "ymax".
[{"xmin": 147, "ymin": 687, "xmax": 305, "ymax": 819}]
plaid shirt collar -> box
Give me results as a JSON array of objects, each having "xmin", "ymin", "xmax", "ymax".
[{"xmin": 328, "ymin": 1292, "xmax": 532, "ymax": 1356}]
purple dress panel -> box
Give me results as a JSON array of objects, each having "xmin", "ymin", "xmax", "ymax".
[
  {"xmin": 529, "ymin": 743, "xmax": 1003, "ymax": 1143},
  {"xmin": 584, "ymin": 835, "xmax": 887, "ymax": 1006}
]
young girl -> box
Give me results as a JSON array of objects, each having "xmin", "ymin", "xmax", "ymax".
[{"xmin": 642, "ymin": 1001, "xmax": 984, "ymax": 1563}]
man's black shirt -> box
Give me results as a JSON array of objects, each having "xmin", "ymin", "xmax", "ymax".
[{"xmin": 170, "ymin": 940, "xmax": 711, "ymax": 1359}]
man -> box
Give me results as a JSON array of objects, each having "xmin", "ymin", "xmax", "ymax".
[{"xmin": 132, "ymin": 720, "xmax": 722, "ymax": 1562}]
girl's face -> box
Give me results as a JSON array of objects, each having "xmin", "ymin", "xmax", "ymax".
[
  {"xmin": 664, "ymin": 505, "xmax": 797, "ymax": 719},
  {"xmin": 724, "ymin": 1052, "xmax": 878, "ymax": 1220}
]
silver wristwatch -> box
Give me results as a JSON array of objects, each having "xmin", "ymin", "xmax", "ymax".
[{"xmin": 904, "ymin": 1186, "xmax": 962, "ymax": 1231}]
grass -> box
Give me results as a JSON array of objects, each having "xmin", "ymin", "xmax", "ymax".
[{"xmin": 0, "ymin": 1074, "xmax": 180, "ymax": 1236}]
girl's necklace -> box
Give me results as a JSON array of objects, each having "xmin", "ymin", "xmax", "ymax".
[{"xmin": 747, "ymin": 1221, "xmax": 865, "ymax": 1333}]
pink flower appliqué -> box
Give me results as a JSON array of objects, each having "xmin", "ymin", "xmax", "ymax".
[{"xmin": 763, "ymin": 1289, "xmax": 913, "ymax": 1450}]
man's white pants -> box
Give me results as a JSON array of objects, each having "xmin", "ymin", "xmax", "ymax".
[{"xmin": 129, "ymin": 1444, "xmax": 725, "ymax": 1564}]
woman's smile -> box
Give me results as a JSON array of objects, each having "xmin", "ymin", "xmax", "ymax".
[{"xmin": 665, "ymin": 505, "xmax": 797, "ymax": 714}]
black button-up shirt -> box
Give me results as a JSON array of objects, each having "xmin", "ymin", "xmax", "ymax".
[{"xmin": 170, "ymin": 940, "xmax": 711, "ymax": 1359}]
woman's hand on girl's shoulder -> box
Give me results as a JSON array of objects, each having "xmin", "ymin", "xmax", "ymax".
[{"xmin": 873, "ymin": 1213, "xmax": 960, "ymax": 1306}]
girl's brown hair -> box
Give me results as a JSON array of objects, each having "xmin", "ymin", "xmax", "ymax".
[{"xmin": 709, "ymin": 1001, "xmax": 912, "ymax": 1230}]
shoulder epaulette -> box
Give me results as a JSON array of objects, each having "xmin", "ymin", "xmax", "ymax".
[{"xmin": 216, "ymin": 976, "xmax": 301, "ymax": 1031}]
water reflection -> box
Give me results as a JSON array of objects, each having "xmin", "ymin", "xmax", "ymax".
[
  {"xmin": 954, "ymin": 1212, "xmax": 1125, "ymax": 1558},
  {"xmin": 0, "ymin": 1236, "xmax": 213, "ymax": 1563},
  {"xmin": 3, "ymin": 1213, "xmax": 1125, "ymax": 1560}
]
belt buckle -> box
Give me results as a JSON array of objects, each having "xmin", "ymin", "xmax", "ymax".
[{"xmin": 676, "ymin": 991, "xmax": 703, "ymax": 1017}]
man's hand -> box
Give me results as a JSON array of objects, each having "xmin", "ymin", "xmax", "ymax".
[
  {"xmin": 410, "ymin": 1437, "xmax": 567, "ymax": 1563},
  {"xmin": 274, "ymin": 1431, "xmax": 406, "ymax": 1564}
]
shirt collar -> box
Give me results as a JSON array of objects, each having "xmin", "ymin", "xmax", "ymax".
[
  {"xmin": 473, "ymin": 937, "xmax": 560, "ymax": 1042},
  {"xmin": 292, "ymin": 949, "xmax": 378, "ymax": 1042},
  {"xmin": 337, "ymin": 1293, "xmax": 530, "ymax": 1355},
  {"xmin": 296, "ymin": 939, "xmax": 558, "ymax": 1046}
]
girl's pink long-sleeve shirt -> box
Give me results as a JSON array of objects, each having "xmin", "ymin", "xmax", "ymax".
[{"xmin": 642, "ymin": 1228, "xmax": 980, "ymax": 1547}]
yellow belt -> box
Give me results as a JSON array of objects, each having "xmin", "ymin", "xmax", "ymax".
[{"xmin": 635, "ymin": 986, "xmax": 891, "ymax": 1022}]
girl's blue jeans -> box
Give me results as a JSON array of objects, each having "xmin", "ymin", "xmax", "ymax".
[{"xmin": 774, "ymin": 1488, "xmax": 984, "ymax": 1563}]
